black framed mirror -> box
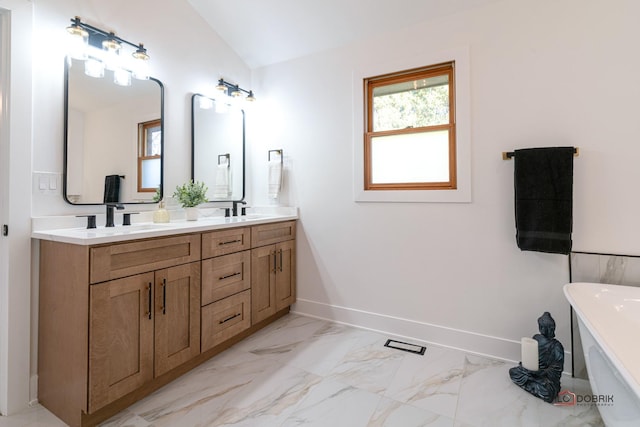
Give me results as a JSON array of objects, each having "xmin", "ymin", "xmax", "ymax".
[
  {"xmin": 191, "ymin": 94, "xmax": 245, "ymax": 202},
  {"xmin": 64, "ymin": 57, "xmax": 164, "ymax": 205}
]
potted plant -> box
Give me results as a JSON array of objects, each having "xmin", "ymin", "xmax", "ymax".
[{"xmin": 173, "ymin": 180, "xmax": 208, "ymax": 220}]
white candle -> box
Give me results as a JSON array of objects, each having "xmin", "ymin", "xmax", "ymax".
[{"xmin": 521, "ymin": 337, "xmax": 539, "ymax": 371}]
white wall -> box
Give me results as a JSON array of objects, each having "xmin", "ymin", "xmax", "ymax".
[
  {"xmin": 249, "ymin": 0, "xmax": 640, "ymax": 364},
  {"xmin": 0, "ymin": 0, "xmax": 33, "ymax": 416}
]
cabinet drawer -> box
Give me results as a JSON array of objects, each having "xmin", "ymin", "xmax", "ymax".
[
  {"xmin": 251, "ymin": 221, "xmax": 296, "ymax": 248},
  {"xmin": 202, "ymin": 227, "xmax": 251, "ymax": 258},
  {"xmin": 90, "ymin": 234, "xmax": 201, "ymax": 284},
  {"xmin": 201, "ymin": 290, "xmax": 250, "ymax": 352},
  {"xmin": 201, "ymin": 251, "xmax": 250, "ymax": 306}
]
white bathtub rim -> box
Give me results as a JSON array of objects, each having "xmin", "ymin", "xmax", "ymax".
[{"xmin": 564, "ymin": 282, "xmax": 640, "ymax": 401}]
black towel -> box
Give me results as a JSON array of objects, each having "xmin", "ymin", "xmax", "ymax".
[
  {"xmin": 514, "ymin": 147, "xmax": 574, "ymax": 254},
  {"xmin": 103, "ymin": 175, "xmax": 121, "ymax": 203}
]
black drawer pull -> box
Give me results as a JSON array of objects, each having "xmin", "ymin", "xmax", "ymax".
[
  {"xmin": 219, "ymin": 271, "xmax": 241, "ymax": 280},
  {"xmin": 147, "ymin": 283, "xmax": 152, "ymax": 320},
  {"xmin": 161, "ymin": 278, "xmax": 166, "ymax": 315},
  {"xmin": 218, "ymin": 239, "xmax": 242, "ymax": 246},
  {"xmin": 219, "ymin": 313, "xmax": 241, "ymax": 324},
  {"xmin": 272, "ymin": 251, "xmax": 277, "ymax": 273}
]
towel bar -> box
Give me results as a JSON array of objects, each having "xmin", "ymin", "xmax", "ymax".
[{"xmin": 502, "ymin": 147, "xmax": 579, "ymax": 160}]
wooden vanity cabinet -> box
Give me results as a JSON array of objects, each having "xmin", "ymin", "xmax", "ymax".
[
  {"xmin": 38, "ymin": 220, "xmax": 296, "ymax": 427},
  {"xmin": 88, "ymin": 262, "xmax": 201, "ymax": 412},
  {"xmin": 251, "ymin": 221, "xmax": 296, "ymax": 324},
  {"xmin": 38, "ymin": 234, "xmax": 201, "ymax": 426}
]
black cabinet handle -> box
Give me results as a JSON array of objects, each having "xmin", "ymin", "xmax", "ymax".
[
  {"xmin": 218, "ymin": 239, "xmax": 242, "ymax": 246},
  {"xmin": 279, "ymin": 249, "xmax": 283, "ymax": 272},
  {"xmin": 147, "ymin": 283, "xmax": 152, "ymax": 320},
  {"xmin": 272, "ymin": 251, "xmax": 277, "ymax": 273},
  {"xmin": 219, "ymin": 272, "xmax": 241, "ymax": 280},
  {"xmin": 161, "ymin": 278, "xmax": 166, "ymax": 315},
  {"xmin": 219, "ymin": 313, "xmax": 241, "ymax": 324}
]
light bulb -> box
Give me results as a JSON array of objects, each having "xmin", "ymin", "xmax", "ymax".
[
  {"xmin": 114, "ymin": 68, "xmax": 132, "ymax": 86},
  {"xmin": 102, "ymin": 35, "xmax": 122, "ymax": 71},
  {"xmin": 66, "ymin": 21, "xmax": 89, "ymax": 60},
  {"xmin": 198, "ymin": 96, "xmax": 214, "ymax": 110},
  {"xmin": 84, "ymin": 58, "xmax": 105, "ymax": 78}
]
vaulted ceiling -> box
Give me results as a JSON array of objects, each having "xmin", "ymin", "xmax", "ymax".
[{"xmin": 188, "ymin": 0, "xmax": 501, "ymax": 69}]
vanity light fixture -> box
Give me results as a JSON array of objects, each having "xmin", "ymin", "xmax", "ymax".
[
  {"xmin": 66, "ymin": 17, "xmax": 89, "ymax": 60},
  {"xmin": 65, "ymin": 16, "xmax": 151, "ymax": 85},
  {"xmin": 215, "ymin": 78, "xmax": 256, "ymax": 104}
]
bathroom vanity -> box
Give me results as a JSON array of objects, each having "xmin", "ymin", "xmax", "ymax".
[{"xmin": 33, "ymin": 212, "xmax": 296, "ymax": 427}]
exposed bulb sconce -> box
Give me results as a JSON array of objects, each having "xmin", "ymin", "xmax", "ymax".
[
  {"xmin": 215, "ymin": 78, "xmax": 256, "ymax": 104},
  {"xmin": 66, "ymin": 17, "xmax": 89, "ymax": 60},
  {"xmin": 65, "ymin": 16, "xmax": 151, "ymax": 85}
]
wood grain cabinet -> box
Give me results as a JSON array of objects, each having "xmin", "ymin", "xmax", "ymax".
[
  {"xmin": 201, "ymin": 228, "xmax": 252, "ymax": 352},
  {"xmin": 88, "ymin": 262, "xmax": 201, "ymax": 412},
  {"xmin": 38, "ymin": 234, "xmax": 201, "ymax": 425},
  {"xmin": 38, "ymin": 220, "xmax": 296, "ymax": 427},
  {"xmin": 251, "ymin": 221, "xmax": 296, "ymax": 324}
]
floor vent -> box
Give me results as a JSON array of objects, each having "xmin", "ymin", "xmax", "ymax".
[{"xmin": 384, "ymin": 339, "xmax": 426, "ymax": 355}]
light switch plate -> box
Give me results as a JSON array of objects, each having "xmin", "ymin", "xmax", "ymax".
[{"xmin": 34, "ymin": 172, "xmax": 61, "ymax": 195}]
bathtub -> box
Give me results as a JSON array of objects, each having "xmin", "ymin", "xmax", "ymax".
[{"xmin": 564, "ymin": 282, "xmax": 640, "ymax": 426}]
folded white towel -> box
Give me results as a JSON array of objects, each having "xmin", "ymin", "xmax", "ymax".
[
  {"xmin": 268, "ymin": 159, "xmax": 283, "ymax": 199},
  {"xmin": 213, "ymin": 163, "xmax": 231, "ymax": 198}
]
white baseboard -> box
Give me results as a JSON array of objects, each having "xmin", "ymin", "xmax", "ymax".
[{"xmin": 291, "ymin": 298, "xmax": 573, "ymax": 373}]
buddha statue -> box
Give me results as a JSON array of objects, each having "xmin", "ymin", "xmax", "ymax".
[{"xmin": 509, "ymin": 312, "xmax": 564, "ymax": 403}]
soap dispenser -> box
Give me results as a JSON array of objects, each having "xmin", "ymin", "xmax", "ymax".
[{"xmin": 153, "ymin": 200, "xmax": 170, "ymax": 223}]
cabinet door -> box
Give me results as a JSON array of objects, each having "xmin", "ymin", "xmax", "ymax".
[
  {"xmin": 89, "ymin": 273, "xmax": 154, "ymax": 413},
  {"xmin": 154, "ymin": 262, "xmax": 201, "ymax": 377},
  {"xmin": 251, "ymin": 245, "xmax": 277, "ymax": 324},
  {"xmin": 275, "ymin": 240, "xmax": 296, "ymax": 311}
]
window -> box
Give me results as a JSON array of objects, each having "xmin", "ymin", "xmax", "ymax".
[
  {"xmin": 364, "ymin": 62, "xmax": 455, "ymax": 191},
  {"xmin": 137, "ymin": 119, "xmax": 162, "ymax": 192}
]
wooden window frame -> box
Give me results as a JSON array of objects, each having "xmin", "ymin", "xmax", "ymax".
[
  {"xmin": 137, "ymin": 119, "xmax": 161, "ymax": 193},
  {"xmin": 364, "ymin": 62, "xmax": 456, "ymax": 191}
]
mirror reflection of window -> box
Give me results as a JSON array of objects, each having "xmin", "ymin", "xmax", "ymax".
[
  {"xmin": 65, "ymin": 57, "xmax": 164, "ymax": 205},
  {"xmin": 138, "ymin": 119, "xmax": 161, "ymax": 192}
]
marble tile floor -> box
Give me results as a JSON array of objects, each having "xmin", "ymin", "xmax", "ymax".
[{"xmin": 1, "ymin": 314, "xmax": 604, "ymax": 427}]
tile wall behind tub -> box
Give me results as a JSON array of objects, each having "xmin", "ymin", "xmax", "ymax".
[{"xmin": 569, "ymin": 252, "xmax": 640, "ymax": 379}]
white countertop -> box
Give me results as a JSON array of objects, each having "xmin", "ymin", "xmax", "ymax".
[{"xmin": 31, "ymin": 206, "xmax": 298, "ymax": 245}]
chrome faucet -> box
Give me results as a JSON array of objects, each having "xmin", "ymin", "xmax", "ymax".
[
  {"xmin": 231, "ymin": 200, "xmax": 247, "ymax": 217},
  {"xmin": 105, "ymin": 203, "xmax": 124, "ymax": 227}
]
